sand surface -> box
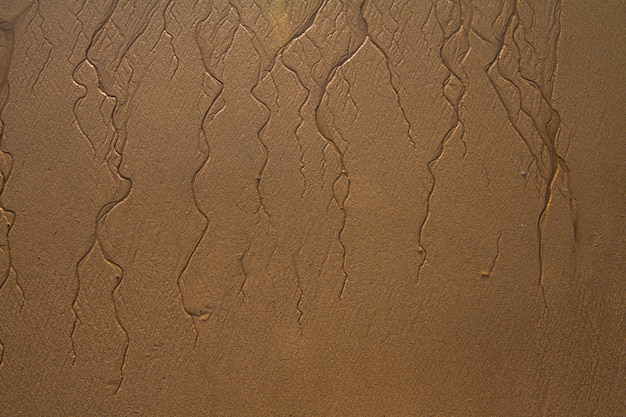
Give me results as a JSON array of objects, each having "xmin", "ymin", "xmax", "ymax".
[{"xmin": 0, "ymin": 1, "xmax": 624, "ymax": 415}]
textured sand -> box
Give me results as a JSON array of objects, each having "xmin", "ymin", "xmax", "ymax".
[{"xmin": 0, "ymin": 1, "xmax": 624, "ymax": 415}]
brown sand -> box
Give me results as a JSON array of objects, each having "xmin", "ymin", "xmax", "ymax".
[{"xmin": 0, "ymin": 1, "xmax": 624, "ymax": 415}]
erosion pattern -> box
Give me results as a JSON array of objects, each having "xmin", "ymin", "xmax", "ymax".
[
  {"xmin": 0, "ymin": 12, "xmax": 15, "ymax": 367},
  {"xmin": 0, "ymin": 0, "xmax": 624, "ymax": 416}
]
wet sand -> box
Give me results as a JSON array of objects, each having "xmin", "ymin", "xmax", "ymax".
[{"xmin": 0, "ymin": 1, "xmax": 624, "ymax": 415}]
